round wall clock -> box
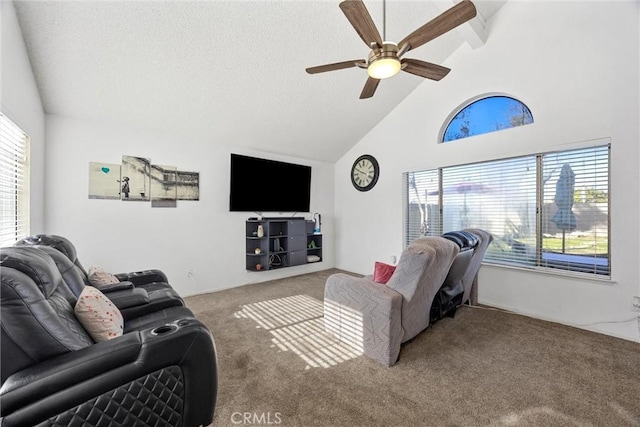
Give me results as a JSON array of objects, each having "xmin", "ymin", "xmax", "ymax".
[{"xmin": 351, "ymin": 154, "xmax": 379, "ymax": 192}]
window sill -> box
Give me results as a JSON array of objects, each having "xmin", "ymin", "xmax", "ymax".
[{"xmin": 482, "ymin": 261, "xmax": 615, "ymax": 285}]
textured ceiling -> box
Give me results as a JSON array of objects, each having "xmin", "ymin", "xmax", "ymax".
[{"xmin": 13, "ymin": 0, "xmax": 505, "ymax": 163}]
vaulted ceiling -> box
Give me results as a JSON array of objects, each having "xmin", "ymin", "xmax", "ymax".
[{"xmin": 13, "ymin": 0, "xmax": 505, "ymax": 163}]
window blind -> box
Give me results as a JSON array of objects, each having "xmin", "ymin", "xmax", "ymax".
[
  {"xmin": 403, "ymin": 143, "xmax": 610, "ymax": 277},
  {"xmin": 405, "ymin": 168, "xmax": 440, "ymax": 245},
  {"xmin": 442, "ymin": 155, "xmax": 537, "ymax": 267},
  {"xmin": 1, "ymin": 113, "xmax": 30, "ymax": 247},
  {"xmin": 540, "ymin": 146, "xmax": 609, "ymax": 275}
]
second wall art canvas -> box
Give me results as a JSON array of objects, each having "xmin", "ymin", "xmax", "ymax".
[{"xmin": 121, "ymin": 155, "xmax": 151, "ymax": 201}]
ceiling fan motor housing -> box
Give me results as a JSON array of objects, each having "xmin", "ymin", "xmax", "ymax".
[{"xmin": 368, "ymin": 42, "xmax": 399, "ymax": 64}]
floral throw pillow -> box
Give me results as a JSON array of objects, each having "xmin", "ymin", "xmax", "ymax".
[
  {"xmin": 74, "ymin": 286, "xmax": 124, "ymax": 342},
  {"xmin": 88, "ymin": 265, "xmax": 120, "ymax": 289}
]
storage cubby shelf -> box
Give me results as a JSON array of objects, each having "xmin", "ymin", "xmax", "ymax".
[{"xmin": 245, "ymin": 218, "xmax": 322, "ymax": 271}]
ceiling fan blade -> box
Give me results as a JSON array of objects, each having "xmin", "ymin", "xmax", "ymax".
[
  {"xmin": 401, "ymin": 58, "xmax": 451, "ymax": 81},
  {"xmin": 306, "ymin": 60, "xmax": 366, "ymax": 74},
  {"xmin": 399, "ymin": 0, "xmax": 477, "ymax": 53},
  {"xmin": 360, "ymin": 77, "xmax": 380, "ymax": 99},
  {"xmin": 339, "ymin": 0, "xmax": 383, "ymax": 48}
]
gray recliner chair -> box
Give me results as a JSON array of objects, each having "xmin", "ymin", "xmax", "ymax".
[
  {"xmin": 323, "ymin": 229, "xmax": 493, "ymax": 367},
  {"xmin": 417, "ymin": 228, "xmax": 493, "ymax": 307},
  {"xmin": 324, "ymin": 236, "xmax": 459, "ymax": 367}
]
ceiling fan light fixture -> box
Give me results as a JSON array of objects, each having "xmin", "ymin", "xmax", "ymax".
[
  {"xmin": 367, "ymin": 57, "xmax": 401, "ymax": 79},
  {"xmin": 367, "ymin": 42, "xmax": 401, "ymax": 79}
]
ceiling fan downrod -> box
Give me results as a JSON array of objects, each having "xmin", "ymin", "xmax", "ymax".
[{"xmin": 382, "ymin": 0, "xmax": 386, "ymax": 41}]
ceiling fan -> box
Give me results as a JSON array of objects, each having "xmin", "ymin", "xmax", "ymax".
[{"xmin": 306, "ymin": 0, "xmax": 477, "ymax": 99}]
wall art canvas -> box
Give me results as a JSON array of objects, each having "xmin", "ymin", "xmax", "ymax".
[
  {"xmin": 121, "ymin": 155, "xmax": 151, "ymax": 201},
  {"xmin": 151, "ymin": 164, "xmax": 177, "ymax": 208},
  {"xmin": 88, "ymin": 162, "xmax": 121, "ymax": 199},
  {"xmin": 176, "ymin": 171, "xmax": 200, "ymax": 201}
]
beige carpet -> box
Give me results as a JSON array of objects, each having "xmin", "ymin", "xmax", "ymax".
[{"xmin": 184, "ymin": 269, "xmax": 640, "ymax": 427}]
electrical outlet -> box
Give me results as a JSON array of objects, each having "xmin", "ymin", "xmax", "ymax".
[{"xmin": 633, "ymin": 296, "xmax": 640, "ymax": 309}]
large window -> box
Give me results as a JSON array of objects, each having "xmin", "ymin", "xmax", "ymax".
[
  {"xmin": 404, "ymin": 144, "xmax": 610, "ymax": 277},
  {"xmin": 1, "ymin": 113, "xmax": 30, "ymax": 247}
]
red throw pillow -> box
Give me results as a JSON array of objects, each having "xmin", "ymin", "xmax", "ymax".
[{"xmin": 373, "ymin": 262, "xmax": 396, "ymax": 284}]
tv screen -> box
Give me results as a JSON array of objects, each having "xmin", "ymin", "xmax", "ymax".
[{"xmin": 229, "ymin": 154, "xmax": 311, "ymax": 213}]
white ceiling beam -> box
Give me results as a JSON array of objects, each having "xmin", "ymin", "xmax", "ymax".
[{"xmin": 435, "ymin": 0, "xmax": 487, "ymax": 49}]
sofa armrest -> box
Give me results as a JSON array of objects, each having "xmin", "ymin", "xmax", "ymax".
[
  {"xmin": 0, "ymin": 319, "xmax": 217, "ymax": 427},
  {"xmin": 324, "ymin": 273, "xmax": 404, "ymax": 367},
  {"xmin": 115, "ymin": 269, "xmax": 168, "ymax": 286},
  {"xmin": 0, "ymin": 333, "xmax": 142, "ymax": 410},
  {"xmin": 99, "ymin": 280, "xmax": 134, "ymax": 293},
  {"xmin": 106, "ymin": 287, "xmax": 150, "ymax": 309}
]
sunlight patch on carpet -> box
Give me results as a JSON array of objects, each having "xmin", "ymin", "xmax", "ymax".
[
  {"xmin": 499, "ymin": 407, "xmax": 586, "ymax": 425},
  {"xmin": 323, "ymin": 299, "xmax": 365, "ymax": 353},
  {"xmin": 233, "ymin": 295, "xmax": 362, "ymax": 369}
]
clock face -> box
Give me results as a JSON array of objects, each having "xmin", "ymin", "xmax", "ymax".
[{"xmin": 351, "ymin": 155, "xmax": 379, "ymax": 192}]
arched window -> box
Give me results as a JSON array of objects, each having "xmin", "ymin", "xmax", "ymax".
[{"xmin": 441, "ymin": 95, "xmax": 533, "ymax": 143}]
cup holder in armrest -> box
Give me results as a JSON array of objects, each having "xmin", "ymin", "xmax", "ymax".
[
  {"xmin": 148, "ymin": 319, "xmax": 195, "ymax": 337},
  {"xmin": 151, "ymin": 324, "xmax": 178, "ymax": 336}
]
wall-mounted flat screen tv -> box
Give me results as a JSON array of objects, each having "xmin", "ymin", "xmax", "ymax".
[{"xmin": 229, "ymin": 154, "xmax": 311, "ymax": 213}]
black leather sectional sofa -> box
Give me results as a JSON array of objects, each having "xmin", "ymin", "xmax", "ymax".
[{"xmin": 0, "ymin": 235, "xmax": 217, "ymax": 427}]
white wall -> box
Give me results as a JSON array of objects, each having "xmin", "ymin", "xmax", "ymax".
[
  {"xmin": 334, "ymin": 1, "xmax": 640, "ymax": 342},
  {"xmin": 1, "ymin": 1, "xmax": 45, "ymax": 234},
  {"xmin": 44, "ymin": 114, "xmax": 334, "ymax": 296}
]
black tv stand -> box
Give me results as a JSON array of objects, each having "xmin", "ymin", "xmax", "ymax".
[{"xmin": 245, "ymin": 218, "xmax": 322, "ymax": 272}]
